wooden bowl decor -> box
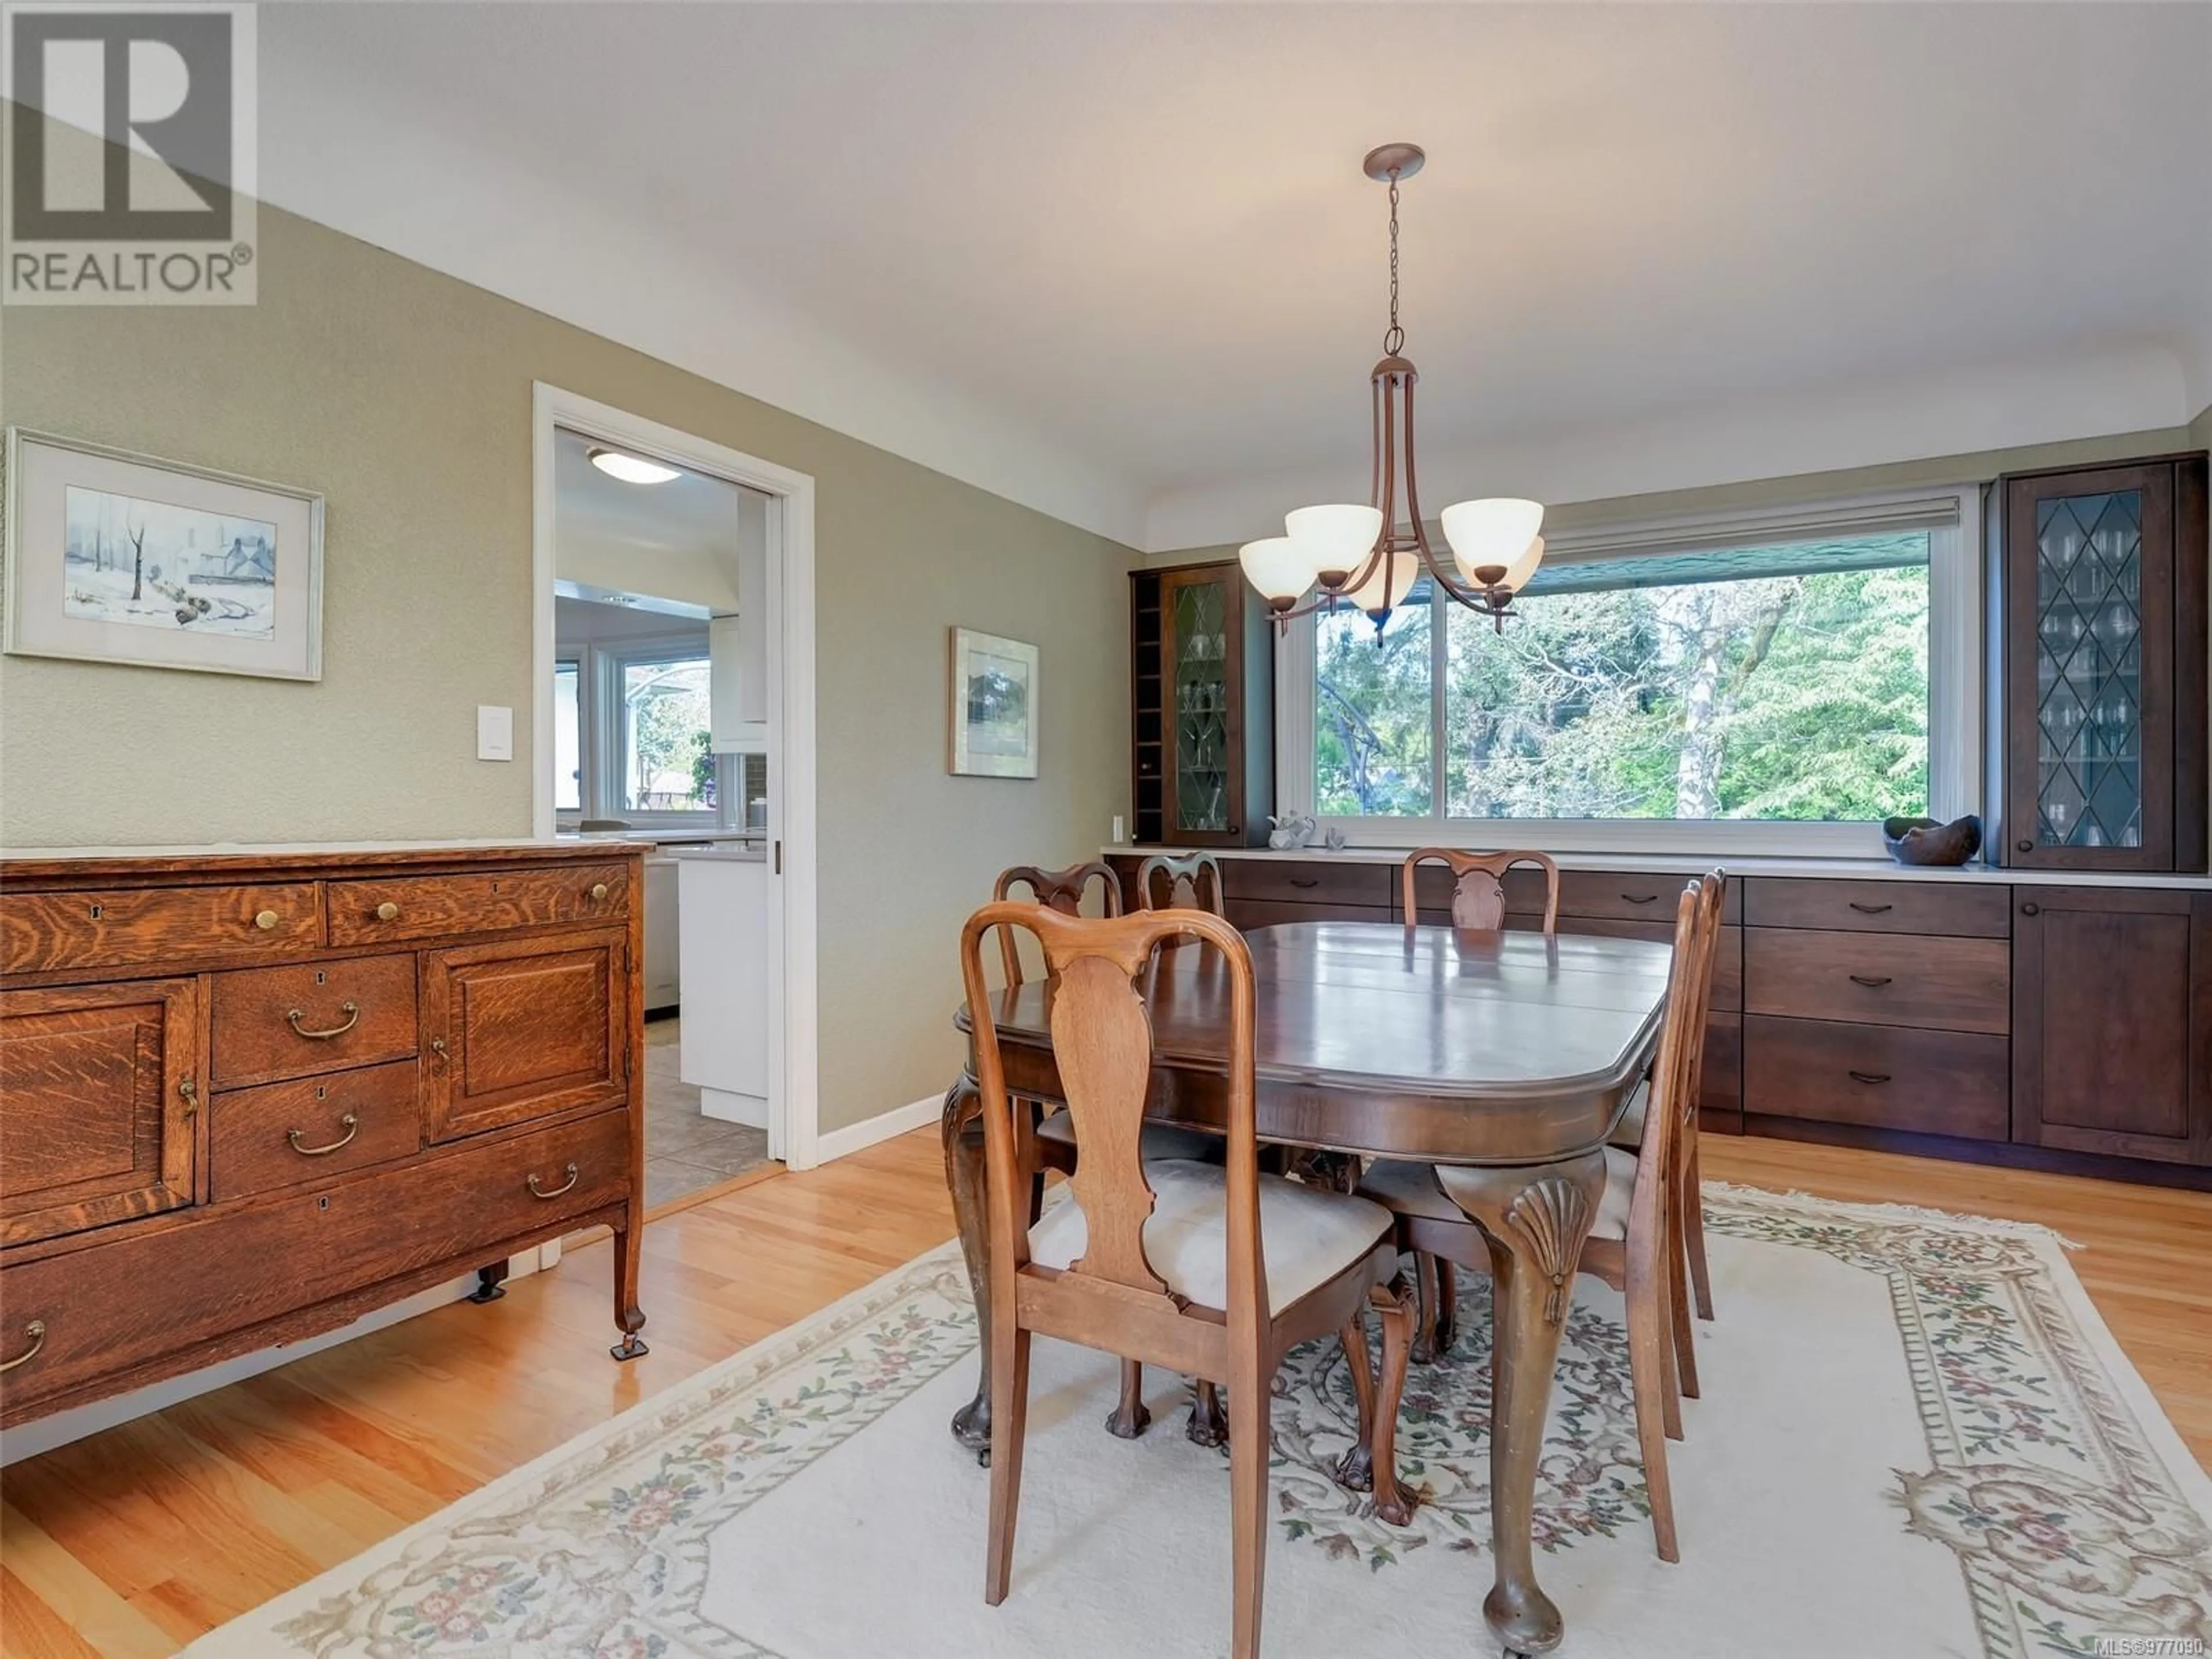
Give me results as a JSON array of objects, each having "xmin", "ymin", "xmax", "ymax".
[{"xmin": 1883, "ymin": 813, "xmax": 1982, "ymax": 866}]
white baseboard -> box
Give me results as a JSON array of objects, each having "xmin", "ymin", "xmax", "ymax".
[
  {"xmin": 811, "ymin": 1094, "xmax": 942, "ymax": 1164},
  {"xmin": 0, "ymin": 1245, "xmax": 552, "ymax": 1467},
  {"xmin": 700, "ymin": 1086, "xmax": 769, "ymax": 1128}
]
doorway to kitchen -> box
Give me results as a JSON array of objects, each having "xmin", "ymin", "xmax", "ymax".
[{"xmin": 531, "ymin": 385, "xmax": 820, "ymax": 1207}]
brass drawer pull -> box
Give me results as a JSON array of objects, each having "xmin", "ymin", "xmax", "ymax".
[
  {"xmin": 1847, "ymin": 902, "xmax": 1893, "ymax": 915},
  {"xmin": 287, "ymin": 1114, "xmax": 360, "ymax": 1157},
  {"xmin": 1848, "ymin": 1070, "xmax": 1892, "ymax": 1086},
  {"xmin": 1848, "ymin": 974, "xmax": 1893, "ymax": 988},
  {"xmin": 255, "ymin": 909, "xmax": 281, "ymax": 931},
  {"xmin": 589, "ymin": 882, "xmax": 610, "ymax": 902},
  {"xmin": 376, "ymin": 901, "xmax": 400, "ymax": 922},
  {"xmin": 287, "ymin": 1002, "xmax": 361, "ymax": 1040},
  {"xmin": 1, "ymin": 1320, "xmax": 47, "ymax": 1374},
  {"xmin": 179, "ymin": 1073, "xmax": 198, "ymax": 1119},
  {"xmin": 527, "ymin": 1162, "xmax": 580, "ymax": 1200}
]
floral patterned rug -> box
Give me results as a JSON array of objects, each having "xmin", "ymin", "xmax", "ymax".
[{"xmin": 188, "ymin": 1185, "xmax": 2212, "ymax": 1658}]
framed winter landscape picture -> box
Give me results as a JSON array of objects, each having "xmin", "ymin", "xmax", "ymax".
[
  {"xmin": 948, "ymin": 626, "xmax": 1039, "ymax": 779},
  {"xmin": 4, "ymin": 430, "xmax": 325, "ymax": 681}
]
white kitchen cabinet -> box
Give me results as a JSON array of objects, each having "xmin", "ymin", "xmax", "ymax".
[{"xmin": 643, "ymin": 857, "xmax": 681, "ymax": 1011}]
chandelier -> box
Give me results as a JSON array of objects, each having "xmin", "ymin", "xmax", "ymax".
[{"xmin": 1238, "ymin": 143, "xmax": 1546, "ymax": 633}]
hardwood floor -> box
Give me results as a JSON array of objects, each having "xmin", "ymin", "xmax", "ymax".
[{"xmin": 3, "ymin": 1128, "xmax": 2207, "ymax": 1657}]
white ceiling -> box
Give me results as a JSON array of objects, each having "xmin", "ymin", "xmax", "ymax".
[{"xmin": 253, "ymin": 2, "xmax": 2212, "ymax": 550}]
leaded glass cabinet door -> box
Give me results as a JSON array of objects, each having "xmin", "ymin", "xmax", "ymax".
[
  {"xmin": 2002, "ymin": 462, "xmax": 2181, "ymax": 872},
  {"xmin": 1159, "ymin": 566, "xmax": 1247, "ymax": 846}
]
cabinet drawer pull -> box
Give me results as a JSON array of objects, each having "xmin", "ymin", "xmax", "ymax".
[
  {"xmin": 376, "ymin": 900, "xmax": 400, "ymax": 922},
  {"xmin": 1847, "ymin": 902, "xmax": 1893, "ymax": 915},
  {"xmin": 286, "ymin": 1114, "xmax": 361, "ymax": 1156},
  {"xmin": 2020, "ymin": 902, "xmax": 2040, "ymax": 917},
  {"xmin": 1621, "ymin": 892, "xmax": 1658, "ymax": 904},
  {"xmin": 179, "ymin": 1073, "xmax": 198, "ymax": 1119},
  {"xmin": 1848, "ymin": 974, "xmax": 1893, "ymax": 988},
  {"xmin": 1, "ymin": 1320, "xmax": 47, "ymax": 1374},
  {"xmin": 286, "ymin": 1002, "xmax": 361, "ymax": 1040},
  {"xmin": 254, "ymin": 909, "xmax": 281, "ymax": 931},
  {"xmin": 589, "ymin": 882, "xmax": 610, "ymax": 902},
  {"xmin": 1847, "ymin": 1070, "xmax": 1892, "ymax": 1086},
  {"xmin": 527, "ymin": 1162, "xmax": 580, "ymax": 1200},
  {"xmin": 1288, "ymin": 877, "xmax": 1320, "ymax": 889}
]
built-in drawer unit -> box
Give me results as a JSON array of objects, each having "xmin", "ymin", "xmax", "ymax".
[
  {"xmin": 1, "ymin": 882, "xmax": 321, "ymax": 975},
  {"xmin": 207, "ymin": 1059, "xmax": 423, "ymax": 1201},
  {"xmin": 327, "ymin": 862, "xmax": 630, "ymax": 946},
  {"xmin": 1742, "ymin": 1016, "xmax": 2010, "ymax": 1142},
  {"xmin": 1218, "ymin": 859, "xmax": 1393, "ymax": 914},
  {"xmin": 1556, "ymin": 869, "xmax": 1745, "ymax": 925},
  {"xmin": 0, "ymin": 1108, "xmax": 630, "ymax": 1422},
  {"xmin": 1743, "ymin": 878, "xmax": 2009, "ymax": 938},
  {"xmin": 0, "ymin": 843, "xmax": 649, "ymax": 1430},
  {"xmin": 1744, "ymin": 930, "xmax": 2009, "ymax": 1035},
  {"xmin": 209, "ymin": 953, "xmax": 420, "ymax": 1088}
]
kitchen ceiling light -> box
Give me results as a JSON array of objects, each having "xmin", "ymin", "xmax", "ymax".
[{"xmin": 588, "ymin": 446, "xmax": 682, "ymax": 486}]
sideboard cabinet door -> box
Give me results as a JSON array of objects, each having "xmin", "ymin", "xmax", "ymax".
[
  {"xmin": 2011, "ymin": 887, "xmax": 2210, "ymax": 1165},
  {"xmin": 421, "ymin": 930, "xmax": 627, "ymax": 1143},
  {"xmin": 1, "ymin": 979, "xmax": 201, "ymax": 1245}
]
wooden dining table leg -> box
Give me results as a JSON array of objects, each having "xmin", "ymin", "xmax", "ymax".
[
  {"xmin": 940, "ymin": 1073, "xmax": 995, "ymax": 1459},
  {"xmin": 1445, "ymin": 1149, "xmax": 1608, "ymax": 1658}
]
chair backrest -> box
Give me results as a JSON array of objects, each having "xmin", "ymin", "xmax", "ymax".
[
  {"xmin": 1134, "ymin": 851, "xmax": 1226, "ymax": 918},
  {"xmin": 959, "ymin": 902, "xmax": 1263, "ymax": 1333},
  {"xmin": 991, "ymin": 861, "xmax": 1122, "ymax": 986},
  {"xmin": 1400, "ymin": 847, "xmax": 1560, "ymax": 933},
  {"xmin": 1627, "ymin": 881, "xmax": 1722, "ymax": 1238},
  {"xmin": 1680, "ymin": 870, "xmax": 1727, "ymax": 1127}
]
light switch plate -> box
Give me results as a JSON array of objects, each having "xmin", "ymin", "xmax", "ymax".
[
  {"xmin": 1112, "ymin": 815, "xmax": 1126, "ymax": 843},
  {"xmin": 476, "ymin": 704, "xmax": 514, "ymax": 762}
]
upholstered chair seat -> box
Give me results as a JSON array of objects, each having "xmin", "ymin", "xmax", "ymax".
[{"xmin": 1031, "ymin": 1160, "xmax": 1393, "ymax": 1315}]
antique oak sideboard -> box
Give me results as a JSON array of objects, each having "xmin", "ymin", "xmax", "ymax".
[{"xmin": 0, "ymin": 842, "xmax": 649, "ymax": 1427}]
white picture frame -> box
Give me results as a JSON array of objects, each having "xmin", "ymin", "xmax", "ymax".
[
  {"xmin": 4, "ymin": 428, "xmax": 325, "ymax": 681},
  {"xmin": 948, "ymin": 626, "xmax": 1039, "ymax": 779}
]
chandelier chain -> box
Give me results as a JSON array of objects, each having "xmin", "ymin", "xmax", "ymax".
[{"xmin": 1383, "ymin": 172, "xmax": 1404, "ymax": 357}]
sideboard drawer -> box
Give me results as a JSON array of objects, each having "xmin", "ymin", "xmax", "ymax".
[
  {"xmin": 209, "ymin": 954, "xmax": 419, "ymax": 1088},
  {"xmin": 1743, "ymin": 1016, "xmax": 2009, "ymax": 1141},
  {"xmin": 1556, "ymin": 870, "xmax": 1744, "ymax": 925},
  {"xmin": 1, "ymin": 883, "xmax": 320, "ymax": 975},
  {"xmin": 1743, "ymin": 878, "xmax": 2010, "ymax": 938},
  {"xmin": 208, "ymin": 1060, "xmax": 423, "ymax": 1202},
  {"xmin": 327, "ymin": 863, "xmax": 631, "ymax": 946},
  {"xmin": 0, "ymin": 1108, "xmax": 629, "ymax": 1421},
  {"xmin": 1745, "ymin": 930, "xmax": 2009, "ymax": 1033},
  {"xmin": 1219, "ymin": 860, "xmax": 1393, "ymax": 910}
]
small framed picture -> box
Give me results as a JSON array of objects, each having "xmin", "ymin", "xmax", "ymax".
[
  {"xmin": 4, "ymin": 429, "xmax": 325, "ymax": 681},
  {"xmin": 948, "ymin": 626, "xmax": 1039, "ymax": 779}
]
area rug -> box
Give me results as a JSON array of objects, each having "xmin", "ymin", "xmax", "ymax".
[{"xmin": 187, "ymin": 1186, "xmax": 2212, "ymax": 1658}]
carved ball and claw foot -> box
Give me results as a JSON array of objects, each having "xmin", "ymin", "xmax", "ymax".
[
  {"xmin": 1105, "ymin": 1360, "xmax": 1153, "ymax": 1438},
  {"xmin": 1186, "ymin": 1379, "xmax": 1229, "ymax": 1447}
]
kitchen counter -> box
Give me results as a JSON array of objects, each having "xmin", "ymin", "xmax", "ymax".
[{"xmin": 1105, "ymin": 844, "xmax": 2211, "ymax": 890}]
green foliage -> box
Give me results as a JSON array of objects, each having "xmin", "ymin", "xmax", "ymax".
[{"xmin": 1318, "ymin": 566, "xmax": 1929, "ymax": 822}]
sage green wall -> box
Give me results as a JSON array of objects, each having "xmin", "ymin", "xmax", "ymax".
[
  {"xmin": 0, "ymin": 190, "xmax": 1135, "ymax": 1135},
  {"xmin": 1147, "ymin": 424, "xmax": 2199, "ymax": 567}
]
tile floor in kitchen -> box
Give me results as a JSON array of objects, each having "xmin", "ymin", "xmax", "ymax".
[{"xmin": 643, "ymin": 1017, "xmax": 774, "ymax": 1208}]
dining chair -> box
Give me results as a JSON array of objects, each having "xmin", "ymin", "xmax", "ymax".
[
  {"xmin": 1355, "ymin": 879, "xmax": 1720, "ymax": 1562},
  {"xmin": 960, "ymin": 901, "xmax": 1415, "ymax": 1658},
  {"xmin": 1135, "ymin": 849, "xmax": 1226, "ymax": 917},
  {"xmin": 1130, "ymin": 849, "xmax": 1238, "ymax": 1444},
  {"xmin": 1605, "ymin": 871, "xmax": 1726, "ymax": 1395},
  {"xmin": 1400, "ymin": 846, "xmax": 1560, "ymax": 932},
  {"xmin": 990, "ymin": 859, "xmax": 1213, "ymax": 1440},
  {"xmin": 1397, "ymin": 847, "xmax": 1562, "ymax": 1361}
]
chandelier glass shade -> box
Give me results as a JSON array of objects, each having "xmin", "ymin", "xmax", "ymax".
[{"xmin": 1237, "ymin": 143, "xmax": 1546, "ymax": 632}]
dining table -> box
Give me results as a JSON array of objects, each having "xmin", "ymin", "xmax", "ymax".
[{"xmin": 939, "ymin": 918, "xmax": 1678, "ymax": 1658}]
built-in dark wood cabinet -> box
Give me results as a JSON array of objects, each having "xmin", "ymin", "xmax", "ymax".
[
  {"xmin": 2012, "ymin": 886, "xmax": 2210, "ymax": 1165},
  {"xmin": 1131, "ymin": 560, "xmax": 1273, "ymax": 847},
  {"xmin": 1991, "ymin": 453, "xmax": 2207, "ymax": 874}
]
